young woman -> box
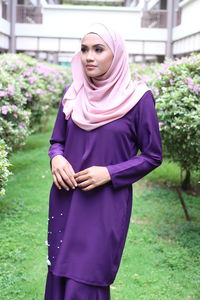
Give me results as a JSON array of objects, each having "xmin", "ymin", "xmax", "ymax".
[{"xmin": 44, "ymin": 23, "xmax": 162, "ymax": 300}]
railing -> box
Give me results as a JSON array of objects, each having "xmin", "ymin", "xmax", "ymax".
[
  {"xmin": 62, "ymin": 0, "xmax": 125, "ymax": 5},
  {"xmin": 16, "ymin": 5, "xmax": 43, "ymax": 23},
  {"xmin": 141, "ymin": 9, "xmax": 181, "ymax": 28},
  {"xmin": 175, "ymin": 9, "xmax": 181, "ymax": 27},
  {"xmin": 2, "ymin": 1, "xmax": 9, "ymax": 21},
  {"xmin": 141, "ymin": 10, "xmax": 167, "ymax": 28}
]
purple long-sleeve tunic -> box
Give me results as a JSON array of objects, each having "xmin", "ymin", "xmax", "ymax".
[{"xmin": 47, "ymin": 89, "xmax": 162, "ymax": 287}]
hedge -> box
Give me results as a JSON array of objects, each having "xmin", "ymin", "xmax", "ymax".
[{"xmin": 0, "ymin": 54, "xmax": 71, "ymax": 196}]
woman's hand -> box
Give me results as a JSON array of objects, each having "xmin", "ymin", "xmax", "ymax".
[
  {"xmin": 51, "ymin": 155, "xmax": 77, "ymax": 190},
  {"xmin": 74, "ymin": 166, "xmax": 111, "ymax": 191}
]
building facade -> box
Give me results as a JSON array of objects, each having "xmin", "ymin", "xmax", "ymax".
[{"xmin": 0, "ymin": 0, "xmax": 199, "ymax": 63}]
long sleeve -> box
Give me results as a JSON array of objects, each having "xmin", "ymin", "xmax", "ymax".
[
  {"xmin": 48, "ymin": 86, "xmax": 69, "ymax": 161},
  {"xmin": 107, "ymin": 91, "xmax": 162, "ymax": 189}
]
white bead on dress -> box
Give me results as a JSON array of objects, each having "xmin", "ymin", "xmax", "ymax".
[{"xmin": 45, "ymin": 240, "xmax": 50, "ymax": 246}]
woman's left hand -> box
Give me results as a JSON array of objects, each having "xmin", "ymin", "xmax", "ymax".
[{"xmin": 74, "ymin": 166, "xmax": 111, "ymax": 191}]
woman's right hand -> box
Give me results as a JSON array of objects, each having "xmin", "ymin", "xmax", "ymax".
[{"xmin": 51, "ymin": 155, "xmax": 77, "ymax": 191}]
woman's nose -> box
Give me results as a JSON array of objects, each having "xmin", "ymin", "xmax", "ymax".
[{"xmin": 86, "ymin": 51, "xmax": 94, "ymax": 62}]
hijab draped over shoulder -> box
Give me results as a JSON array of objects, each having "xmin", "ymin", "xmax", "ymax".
[{"xmin": 62, "ymin": 23, "xmax": 149, "ymax": 131}]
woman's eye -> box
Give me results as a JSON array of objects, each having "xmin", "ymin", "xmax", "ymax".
[
  {"xmin": 81, "ymin": 47, "xmax": 87, "ymax": 53},
  {"xmin": 95, "ymin": 47, "xmax": 104, "ymax": 53}
]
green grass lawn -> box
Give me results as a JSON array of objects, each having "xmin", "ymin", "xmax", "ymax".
[{"xmin": 0, "ymin": 114, "xmax": 200, "ymax": 300}]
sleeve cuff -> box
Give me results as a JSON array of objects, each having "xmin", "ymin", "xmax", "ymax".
[{"xmin": 106, "ymin": 165, "xmax": 120, "ymax": 189}]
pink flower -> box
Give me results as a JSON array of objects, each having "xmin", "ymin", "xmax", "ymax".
[
  {"xmin": 28, "ymin": 77, "xmax": 37, "ymax": 85},
  {"xmin": 23, "ymin": 71, "xmax": 31, "ymax": 77},
  {"xmin": 18, "ymin": 122, "xmax": 25, "ymax": 129},
  {"xmin": 186, "ymin": 77, "xmax": 193, "ymax": 85},
  {"xmin": 6, "ymin": 84, "xmax": 15, "ymax": 96},
  {"xmin": 169, "ymin": 78, "xmax": 174, "ymax": 84},
  {"xmin": 1, "ymin": 106, "xmax": 8, "ymax": 115},
  {"xmin": 142, "ymin": 75, "xmax": 151, "ymax": 82},
  {"xmin": 47, "ymin": 85, "xmax": 55, "ymax": 91},
  {"xmin": 0, "ymin": 91, "xmax": 7, "ymax": 97},
  {"xmin": 152, "ymin": 87, "xmax": 159, "ymax": 96},
  {"xmin": 11, "ymin": 105, "xmax": 17, "ymax": 110},
  {"xmin": 36, "ymin": 89, "xmax": 45, "ymax": 95},
  {"xmin": 159, "ymin": 122, "xmax": 164, "ymax": 127},
  {"xmin": 16, "ymin": 60, "xmax": 24, "ymax": 67},
  {"xmin": 193, "ymin": 84, "xmax": 200, "ymax": 95},
  {"xmin": 9, "ymin": 65, "xmax": 17, "ymax": 71},
  {"xmin": 13, "ymin": 113, "xmax": 18, "ymax": 118}
]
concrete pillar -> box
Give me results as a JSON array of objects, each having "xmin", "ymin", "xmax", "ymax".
[
  {"xmin": 54, "ymin": 52, "xmax": 59, "ymax": 64},
  {"xmin": 9, "ymin": 0, "xmax": 17, "ymax": 53},
  {"xmin": 166, "ymin": 0, "xmax": 174, "ymax": 58}
]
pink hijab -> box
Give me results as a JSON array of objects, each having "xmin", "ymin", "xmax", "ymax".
[{"xmin": 62, "ymin": 23, "xmax": 149, "ymax": 131}]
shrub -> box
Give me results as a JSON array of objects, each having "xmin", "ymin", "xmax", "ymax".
[
  {"xmin": 0, "ymin": 139, "xmax": 11, "ymax": 196},
  {"xmin": 0, "ymin": 68, "xmax": 31, "ymax": 151},
  {"xmin": 0, "ymin": 53, "xmax": 71, "ymax": 196},
  {"xmin": 150, "ymin": 54, "xmax": 200, "ymax": 189},
  {"xmin": 0, "ymin": 54, "xmax": 72, "ymax": 150},
  {"xmin": 19, "ymin": 59, "xmax": 71, "ymax": 130},
  {"xmin": 0, "ymin": 54, "xmax": 71, "ymax": 130},
  {"xmin": 130, "ymin": 62, "xmax": 162, "ymax": 97}
]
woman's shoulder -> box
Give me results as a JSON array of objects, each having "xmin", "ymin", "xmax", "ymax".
[
  {"xmin": 60, "ymin": 84, "xmax": 71, "ymax": 104},
  {"xmin": 130, "ymin": 90, "xmax": 155, "ymax": 115},
  {"xmin": 57, "ymin": 85, "xmax": 71, "ymax": 111},
  {"xmin": 139, "ymin": 90, "xmax": 155, "ymax": 105},
  {"xmin": 63, "ymin": 84, "xmax": 71, "ymax": 95}
]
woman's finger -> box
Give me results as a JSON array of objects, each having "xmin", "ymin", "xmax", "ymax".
[
  {"xmin": 67, "ymin": 163, "xmax": 75, "ymax": 176},
  {"xmin": 55, "ymin": 172, "xmax": 70, "ymax": 191},
  {"xmin": 52, "ymin": 174, "xmax": 61, "ymax": 190},
  {"xmin": 75, "ymin": 169, "xmax": 89, "ymax": 178},
  {"xmin": 77, "ymin": 179, "xmax": 93, "ymax": 189},
  {"xmin": 75, "ymin": 174, "xmax": 89, "ymax": 183},
  {"xmin": 82, "ymin": 184, "xmax": 95, "ymax": 191},
  {"xmin": 60, "ymin": 169, "xmax": 76, "ymax": 189},
  {"xmin": 64, "ymin": 165, "xmax": 77, "ymax": 187}
]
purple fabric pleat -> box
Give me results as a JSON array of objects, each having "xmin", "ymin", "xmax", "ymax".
[{"xmin": 44, "ymin": 271, "xmax": 110, "ymax": 300}]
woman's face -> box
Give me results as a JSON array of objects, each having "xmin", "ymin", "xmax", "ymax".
[{"xmin": 80, "ymin": 33, "xmax": 114, "ymax": 78}]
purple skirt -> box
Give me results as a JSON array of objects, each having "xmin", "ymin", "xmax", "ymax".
[{"xmin": 44, "ymin": 270, "xmax": 110, "ymax": 300}]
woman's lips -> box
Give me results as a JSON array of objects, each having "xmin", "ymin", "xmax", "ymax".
[{"xmin": 86, "ymin": 65, "xmax": 97, "ymax": 70}]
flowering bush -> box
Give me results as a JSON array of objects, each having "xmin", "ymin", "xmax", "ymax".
[
  {"xmin": 20, "ymin": 59, "xmax": 71, "ymax": 130},
  {"xmin": 150, "ymin": 54, "xmax": 200, "ymax": 189},
  {"xmin": 0, "ymin": 139, "xmax": 11, "ymax": 196},
  {"xmin": 0, "ymin": 68, "xmax": 31, "ymax": 151},
  {"xmin": 0, "ymin": 54, "xmax": 71, "ymax": 130},
  {"xmin": 130, "ymin": 62, "xmax": 161, "ymax": 97},
  {"xmin": 0, "ymin": 53, "xmax": 71, "ymax": 196},
  {"xmin": 0, "ymin": 54, "xmax": 72, "ymax": 150}
]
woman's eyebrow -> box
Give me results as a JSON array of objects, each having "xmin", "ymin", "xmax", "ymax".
[{"xmin": 81, "ymin": 43, "xmax": 105, "ymax": 48}]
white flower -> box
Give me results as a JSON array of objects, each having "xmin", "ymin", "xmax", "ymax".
[{"xmin": 46, "ymin": 259, "xmax": 51, "ymax": 266}]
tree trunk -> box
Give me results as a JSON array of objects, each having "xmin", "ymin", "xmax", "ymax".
[
  {"xmin": 181, "ymin": 169, "xmax": 192, "ymax": 191},
  {"xmin": 176, "ymin": 187, "xmax": 191, "ymax": 222}
]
